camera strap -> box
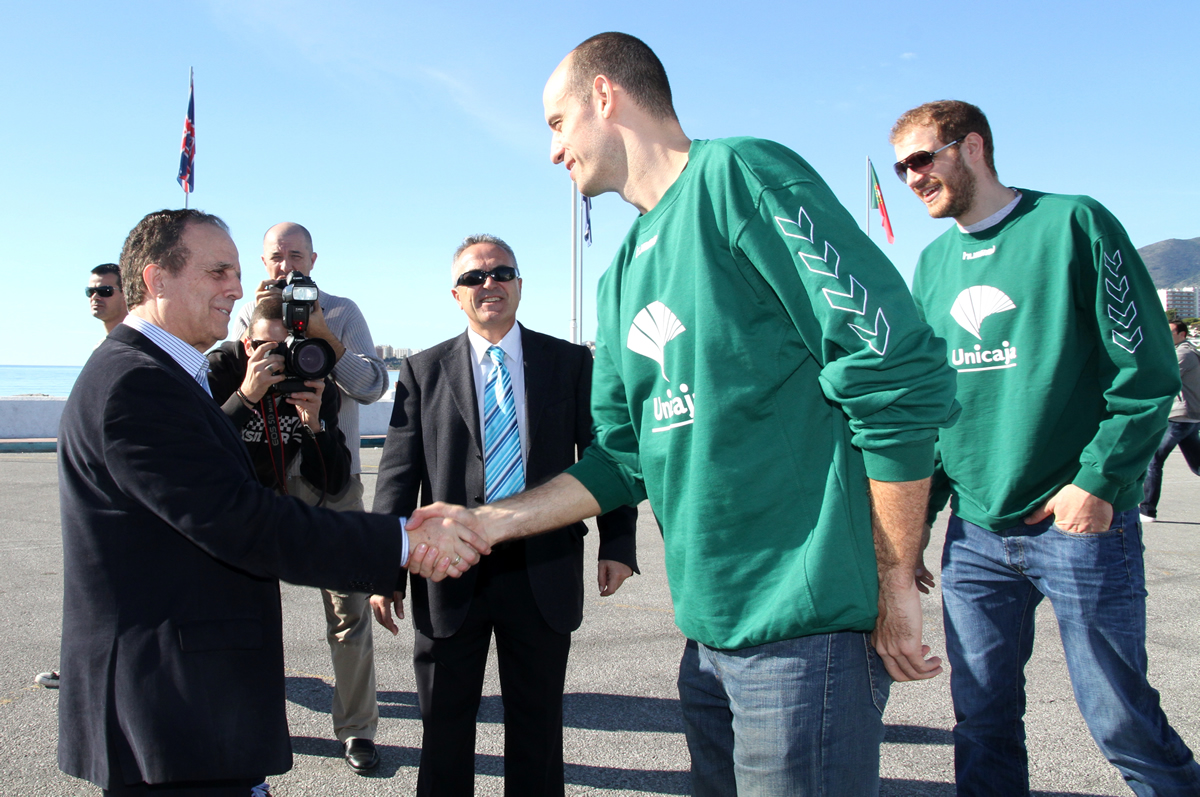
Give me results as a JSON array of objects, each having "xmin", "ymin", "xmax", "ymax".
[{"xmin": 258, "ymin": 394, "xmax": 289, "ymax": 495}]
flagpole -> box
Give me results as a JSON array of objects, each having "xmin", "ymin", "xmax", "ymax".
[
  {"xmin": 864, "ymin": 156, "xmax": 869, "ymax": 237},
  {"xmin": 579, "ymin": 209, "xmax": 584, "ymax": 344},
  {"xmin": 571, "ymin": 183, "xmax": 579, "ymax": 344}
]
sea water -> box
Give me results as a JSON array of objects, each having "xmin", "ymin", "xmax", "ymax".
[{"xmin": 0, "ymin": 365, "xmax": 402, "ymax": 399}]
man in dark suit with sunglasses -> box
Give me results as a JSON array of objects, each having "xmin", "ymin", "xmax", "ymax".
[
  {"xmin": 891, "ymin": 100, "xmax": 1199, "ymax": 795},
  {"xmin": 370, "ymin": 233, "xmax": 638, "ymax": 797},
  {"xmin": 88, "ymin": 263, "xmax": 127, "ymax": 334}
]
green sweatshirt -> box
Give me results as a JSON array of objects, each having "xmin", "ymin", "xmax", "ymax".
[
  {"xmin": 568, "ymin": 138, "xmax": 959, "ymax": 650},
  {"xmin": 911, "ymin": 190, "xmax": 1178, "ymax": 531}
]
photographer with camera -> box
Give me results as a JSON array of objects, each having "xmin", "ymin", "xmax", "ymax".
[
  {"xmin": 229, "ymin": 221, "xmax": 389, "ymax": 773},
  {"xmin": 208, "ymin": 297, "xmax": 350, "ymax": 500}
]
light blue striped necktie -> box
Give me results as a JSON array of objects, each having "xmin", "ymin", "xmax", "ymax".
[{"xmin": 483, "ymin": 345, "xmax": 525, "ymax": 502}]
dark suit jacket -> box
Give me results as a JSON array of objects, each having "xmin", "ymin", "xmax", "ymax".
[
  {"xmin": 57, "ymin": 325, "xmax": 402, "ymax": 789},
  {"xmin": 373, "ymin": 325, "xmax": 637, "ymax": 637}
]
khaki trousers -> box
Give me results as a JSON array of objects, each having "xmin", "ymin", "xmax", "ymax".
[{"xmin": 286, "ymin": 473, "xmax": 379, "ymax": 742}]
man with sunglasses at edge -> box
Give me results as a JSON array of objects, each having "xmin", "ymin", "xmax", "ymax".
[
  {"xmin": 891, "ymin": 100, "xmax": 1200, "ymax": 795},
  {"xmin": 228, "ymin": 222, "xmax": 390, "ymax": 774},
  {"xmin": 406, "ymin": 33, "xmax": 960, "ymax": 796},
  {"xmin": 371, "ymin": 234, "xmax": 638, "ymax": 797},
  {"xmin": 88, "ymin": 263, "xmax": 128, "ymax": 335}
]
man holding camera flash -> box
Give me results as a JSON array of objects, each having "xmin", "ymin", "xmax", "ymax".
[{"xmin": 229, "ymin": 222, "xmax": 390, "ymax": 773}]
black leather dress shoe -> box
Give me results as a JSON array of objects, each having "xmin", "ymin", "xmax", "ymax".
[{"xmin": 344, "ymin": 738, "xmax": 380, "ymax": 773}]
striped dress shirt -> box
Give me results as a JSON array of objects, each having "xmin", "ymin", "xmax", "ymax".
[{"xmin": 123, "ymin": 315, "xmax": 212, "ymax": 397}]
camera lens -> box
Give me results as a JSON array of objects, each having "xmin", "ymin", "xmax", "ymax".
[
  {"xmin": 287, "ymin": 337, "xmax": 336, "ymax": 381},
  {"xmin": 296, "ymin": 342, "xmax": 329, "ymax": 375}
]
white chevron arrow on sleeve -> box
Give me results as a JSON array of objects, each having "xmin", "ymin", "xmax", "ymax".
[
  {"xmin": 799, "ymin": 241, "xmax": 841, "ymax": 279},
  {"xmin": 823, "ymin": 275, "xmax": 868, "ymax": 314},
  {"xmin": 849, "ymin": 308, "xmax": 891, "ymax": 356},
  {"xmin": 1103, "ymin": 251, "xmax": 1123, "ymax": 277},
  {"xmin": 1112, "ymin": 326, "xmax": 1143, "ymax": 354},
  {"xmin": 1107, "ymin": 301, "xmax": 1137, "ymax": 329},
  {"xmin": 774, "ymin": 208, "xmax": 814, "ymax": 242},
  {"xmin": 1105, "ymin": 275, "xmax": 1129, "ymax": 304}
]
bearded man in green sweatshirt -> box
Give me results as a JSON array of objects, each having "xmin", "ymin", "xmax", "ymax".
[
  {"xmin": 892, "ymin": 99, "xmax": 1200, "ymax": 796},
  {"xmin": 405, "ymin": 32, "xmax": 960, "ymax": 796}
]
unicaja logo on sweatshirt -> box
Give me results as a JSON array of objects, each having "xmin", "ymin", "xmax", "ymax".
[
  {"xmin": 948, "ymin": 285, "xmax": 1019, "ymax": 372},
  {"xmin": 627, "ymin": 301, "xmax": 695, "ymax": 433}
]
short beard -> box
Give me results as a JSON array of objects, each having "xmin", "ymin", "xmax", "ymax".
[{"xmin": 930, "ymin": 158, "xmax": 977, "ymax": 220}]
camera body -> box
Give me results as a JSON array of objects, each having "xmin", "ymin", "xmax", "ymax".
[{"xmin": 271, "ymin": 272, "xmax": 336, "ymax": 394}]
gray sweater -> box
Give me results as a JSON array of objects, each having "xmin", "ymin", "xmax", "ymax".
[{"xmin": 1171, "ymin": 341, "xmax": 1200, "ymax": 422}]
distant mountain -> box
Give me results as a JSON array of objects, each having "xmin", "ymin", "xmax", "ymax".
[{"xmin": 1140, "ymin": 237, "xmax": 1200, "ymax": 289}]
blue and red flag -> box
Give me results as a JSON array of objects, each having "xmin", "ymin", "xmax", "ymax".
[{"xmin": 177, "ymin": 70, "xmax": 195, "ymax": 193}]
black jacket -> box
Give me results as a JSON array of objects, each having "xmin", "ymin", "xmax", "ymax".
[
  {"xmin": 372, "ymin": 325, "xmax": 638, "ymax": 637},
  {"xmin": 57, "ymin": 325, "xmax": 402, "ymax": 788}
]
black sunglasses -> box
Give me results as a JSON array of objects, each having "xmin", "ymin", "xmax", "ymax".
[
  {"xmin": 85, "ymin": 285, "xmax": 116, "ymax": 298},
  {"xmin": 455, "ymin": 265, "xmax": 520, "ymax": 287},
  {"xmin": 894, "ymin": 139, "xmax": 961, "ymax": 182}
]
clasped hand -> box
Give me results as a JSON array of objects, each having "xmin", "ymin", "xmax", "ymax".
[{"xmin": 404, "ymin": 503, "xmax": 491, "ymax": 581}]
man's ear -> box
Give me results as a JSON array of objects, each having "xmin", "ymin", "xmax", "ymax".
[
  {"xmin": 961, "ymin": 132, "xmax": 987, "ymax": 168},
  {"xmin": 142, "ymin": 263, "xmax": 164, "ymax": 298},
  {"xmin": 594, "ymin": 75, "xmax": 615, "ymax": 119}
]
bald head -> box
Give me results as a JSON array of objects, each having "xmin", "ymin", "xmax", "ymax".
[
  {"xmin": 262, "ymin": 222, "xmax": 317, "ymax": 279},
  {"xmin": 264, "ymin": 222, "xmax": 312, "ymax": 250}
]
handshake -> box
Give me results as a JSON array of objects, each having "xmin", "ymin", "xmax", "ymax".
[{"xmin": 402, "ymin": 502, "xmax": 498, "ymax": 582}]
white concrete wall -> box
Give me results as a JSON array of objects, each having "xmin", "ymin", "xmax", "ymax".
[
  {"xmin": 0, "ymin": 396, "xmax": 396, "ymax": 440},
  {"xmin": 359, "ymin": 399, "xmax": 393, "ymax": 437},
  {"xmin": 0, "ymin": 396, "xmax": 67, "ymax": 438}
]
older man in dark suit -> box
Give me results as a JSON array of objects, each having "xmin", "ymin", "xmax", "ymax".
[
  {"xmin": 370, "ymin": 234, "xmax": 638, "ymax": 797},
  {"xmin": 57, "ymin": 209, "xmax": 484, "ymax": 796}
]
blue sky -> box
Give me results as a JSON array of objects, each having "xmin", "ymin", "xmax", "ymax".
[{"xmin": 4, "ymin": 1, "xmax": 1198, "ymax": 365}]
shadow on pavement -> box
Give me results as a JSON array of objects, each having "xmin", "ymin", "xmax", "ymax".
[
  {"xmin": 883, "ymin": 782, "xmax": 1114, "ymax": 797},
  {"xmin": 288, "ymin": 736, "xmax": 690, "ymax": 792},
  {"xmin": 287, "ymin": 677, "xmax": 685, "ymax": 734},
  {"xmin": 884, "ymin": 724, "xmax": 954, "ymax": 745}
]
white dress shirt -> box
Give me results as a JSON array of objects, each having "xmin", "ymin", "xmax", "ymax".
[{"xmin": 466, "ymin": 324, "xmax": 529, "ymax": 466}]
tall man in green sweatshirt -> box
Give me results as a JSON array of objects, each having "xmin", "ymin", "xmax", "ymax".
[
  {"xmin": 892, "ymin": 100, "xmax": 1200, "ymax": 796},
  {"xmin": 406, "ymin": 32, "xmax": 960, "ymax": 796}
]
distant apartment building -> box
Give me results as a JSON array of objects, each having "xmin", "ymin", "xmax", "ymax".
[
  {"xmin": 375, "ymin": 345, "xmax": 421, "ymax": 361},
  {"xmin": 1157, "ymin": 287, "xmax": 1200, "ymax": 318}
]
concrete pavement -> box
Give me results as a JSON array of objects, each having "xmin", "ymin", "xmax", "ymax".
[{"xmin": 2, "ymin": 448, "xmax": 1199, "ymax": 795}]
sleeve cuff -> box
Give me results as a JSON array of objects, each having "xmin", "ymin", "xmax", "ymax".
[
  {"xmin": 567, "ymin": 453, "xmax": 641, "ymax": 514},
  {"xmin": 861, "ymin": 438, "xmax": 936, "ymax": 482},
  {"xmin": 398, "ymin": 516, "xmax": 410, "ymax": 567},
  {"xmin": 1072, "ymin": 468, "xmax": 1123, "ymax": 504}
]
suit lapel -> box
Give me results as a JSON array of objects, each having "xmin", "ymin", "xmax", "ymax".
[
  {"xmin": 113, "ymin": 325, "xmax": 256, "ymax": 472},
  {"xmin": 520, "ymin": 325, "xmax": 551, "ymax": 457},
  {"xmin": 446, "ymin": 333, "xmax": 483, "ymax": 456}
]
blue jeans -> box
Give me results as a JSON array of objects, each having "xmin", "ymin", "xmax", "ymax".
[
  {"xmin": 942, "ymin": 510, "xmax": 1200, "ymax": 796},
  {"xmin": 1140, "ymin": 421, "xmax": 1200, "ymax": 517},
  {"xmin": 676, "ymin": 632, "xmax": 891, "ymax": 797}
]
